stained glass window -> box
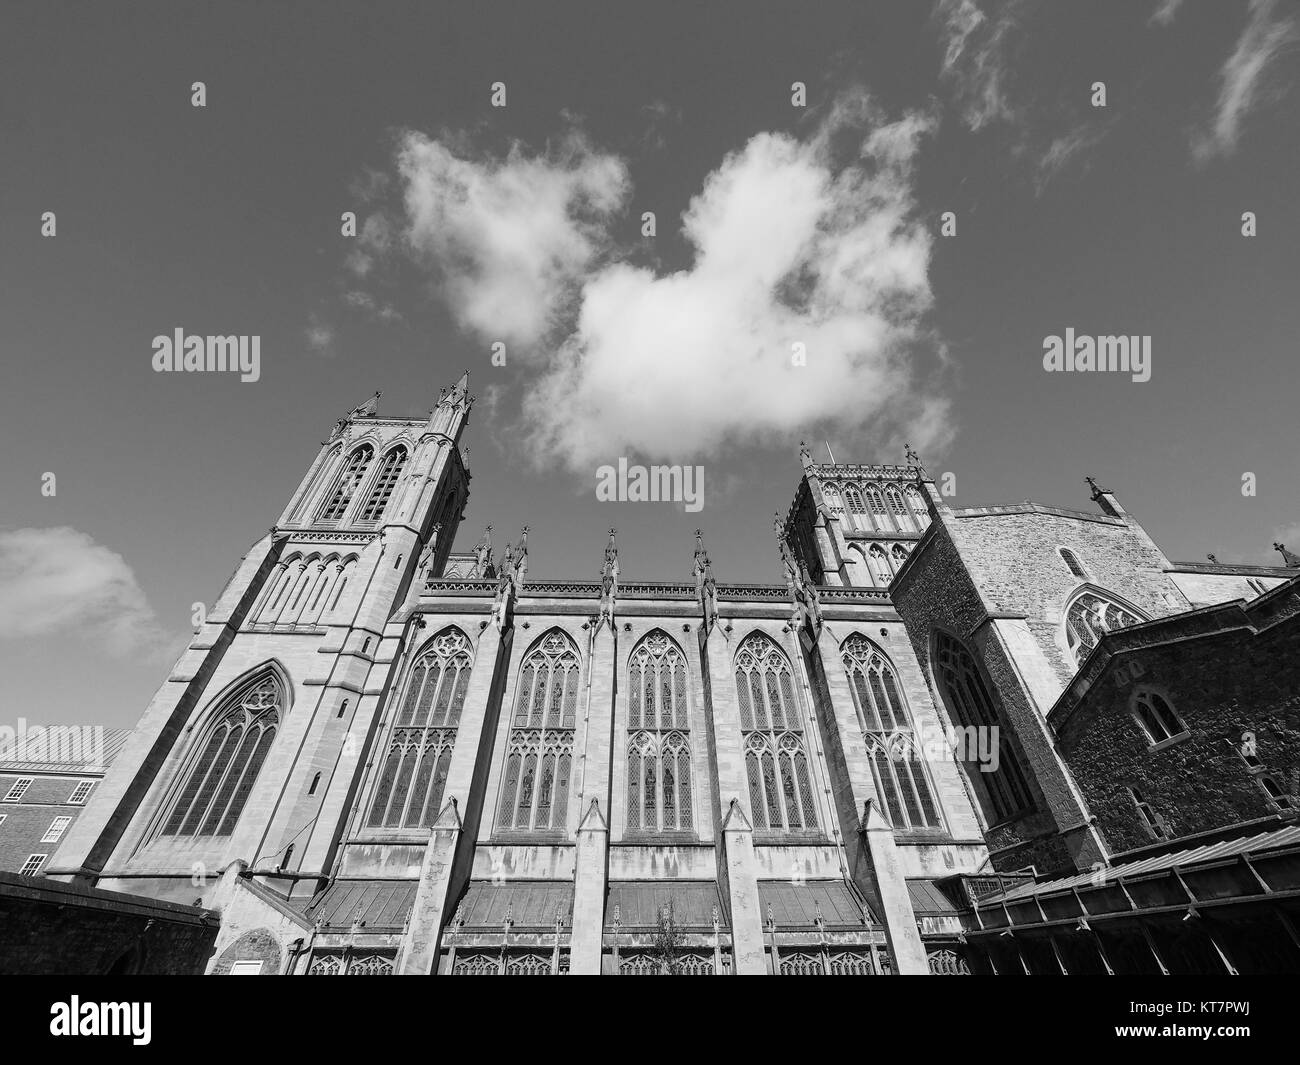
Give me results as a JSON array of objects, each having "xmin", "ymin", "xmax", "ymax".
[
  {"xmin": 497, "ymin": 630, "xmax": 579, "ymax": 832},
  {"xmin": 359, "ymin": 446, "xmax": 408, "ymax": 522},
  {"xmin": 319, "ymin": 445, "xmax": 373, "ymax": 523},
  {"xmin": 842, "ymin": 633, "xmax": 941, "ymax": 831},
  {"xmin": 734, "ymin": 633, "xmax": 818, "ymax": 832},
  {"xmin": 367, "ymin": 628, "xmax": 471, "ymax": 829},
  {"xmin": 625, "ymin": 631, "xmax": 693, "ymax": 833},
  {"xmin": 160, "ymin": 671, "xmax": 282, "ymax": 838}
]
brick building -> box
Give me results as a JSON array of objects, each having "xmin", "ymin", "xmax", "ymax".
[
  {"xmin": 0, "ymin": 726, "xmax": 131, "ymax": 876},
  {"xmin": 32, "ymin": 374, "xmax": 1300, "ymax": 975}
]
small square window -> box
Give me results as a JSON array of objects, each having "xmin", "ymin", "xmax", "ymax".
[
  {"xmin": 19, "ymin": 853, "xmax": 47, "ymax": 876},
  {"xmin": 229, "ymin": 960, "xmax": 264, "ymax": 975},
  {"xmin": 3, "ymin": 778, "xmax": 33, "ymax": 802}
]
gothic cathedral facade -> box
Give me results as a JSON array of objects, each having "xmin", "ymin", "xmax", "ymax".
[{"xmin": 46, "ymin": 375, "xmax": 1295, "ymax": 975}]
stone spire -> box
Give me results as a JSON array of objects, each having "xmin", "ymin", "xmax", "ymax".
[
  {"xmin": 473, "ymin": 524, "xmax": 494, "ymax": 579},
  {"xmin": 693, "ymin": 529, "xmax": 718, "ymax": 631},
  {"xmin": 598, "ymin": 528, "xmax": 619, "ymax": 627}
]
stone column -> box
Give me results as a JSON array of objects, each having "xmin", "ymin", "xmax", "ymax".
[
  {"xmin": 701, "ymin": 627, "xmax": 765, "ymax": 974},
  {"xmin": 569, "ymin": 619, "xmax": 616, "ymax": 974}
]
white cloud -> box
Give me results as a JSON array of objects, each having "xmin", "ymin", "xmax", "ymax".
[
  {"xmin": 365, "ymin": 94, "xmax": 951, "ymax": 474},
  {"xmin": 1194, "ymin": 0, "xmax": 1300, "ymax": 162},
  {"xmin": 0, "ymin": 527, "xmax": 170, "ymax": 658},
  {"xmin": 520, "ymin": 97, "xmax": 949, "ymax": 472},
  {"xmin": 397, "ymin": 128, "xmax": 629, "ymax": 352}
]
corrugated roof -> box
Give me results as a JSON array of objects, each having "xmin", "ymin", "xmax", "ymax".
[
  {"xmin": 605, "ymin": 881, "xmax": 724, "ymax": 930},
  {"xmin": 986, "ymin": 825, "xmax": 1300, "ymax": 905},
  {"xmin": 454, "ymin": 881, "xmax": 573, "ymax": 930},
  {"xmin": 907, "ymin": 878, "xmax": 960, "ymax": 916},
  {"xmin": 759, "ymin": 880, "xmax": 873, "ymax": 929},
  {"xmin": 0, "ymin": 727, "xmax": 132, "ymax": 773},
  {"xmin": 303, "ymin": 879, "xmax": 418, "ymax": 930}
]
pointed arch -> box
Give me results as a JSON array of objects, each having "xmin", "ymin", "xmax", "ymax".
[
  {"xmin": 734, "ymin": 632, "xmax": 818, "ymax": 832},
  {"xmin": 885, "ymin": 484, "xmax": 913, "ymax": 532},
  {"xmin": 496, "ymin": 629, "xmax": 580, "ymax": 833},
  {"xmin": 318, "ymin": 444, "xmax": 374, "ymax": 523},
  {"xmin": 625, "ymin": 630, "xmax": 693, "ymax": 834},
  {"xmin": 840, "ymin": 633, "xmax": 941, "ymax": 831},
  {"xmin": 155, "ymin": 663, "xmax": 290, "ymax": 840},
  {"xmin": 904, "ymin": 484, "xmax": 930, "ymax": 530},
  {"xmin": 365, "ymin": 626, "xmax": 472, "ymax": 830},
  {"xmin": 931, "ymin": 630, "xmax": 1033, "ymax": 826},
  {"xmin": 867, "ymin": 543, "xmax": 893, "ymax": 587},
  {"xmin": 1063, "ymin": 585, "xmax": 1147, "ymax": 667},
  {"xmin": 358, "ymin": 445, "xmax": 408, "ymax": 523},
  {"xmin": 290, "ymin": 443, "xmax": 342, "ymax": 524},
  {"xmin": 865, "ymin": 486, "xmax": 890, "ymax": 531}
]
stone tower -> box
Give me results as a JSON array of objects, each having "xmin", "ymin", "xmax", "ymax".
[{"xmin": 46, "ymin": 375, "xmax": 474, "ymax": 905}]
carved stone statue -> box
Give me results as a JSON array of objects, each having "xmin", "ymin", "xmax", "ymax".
[
  {"xmin": 693, "ymin": 529, "xmax": 718, "ymax": 630},
  {"xmin": 598, "ymin": 529, "xmax": 619, "ymax": 626}
]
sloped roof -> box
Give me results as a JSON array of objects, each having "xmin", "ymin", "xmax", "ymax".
[
  {"xmin": 454, "ymin": 880, "xmax": 573, "ymax": 931},
  {"xmin": 0, "ymin": 727, "xmax": 132, "ymax": 774},
  {"xmin": 303, "ymin": 879, "xmax": 418, "ymax": 931},
  {"xmin": 758, "ymin": 879, "xmax": 875, "ymax": 929},
  {"xmin": 605, "ymin": 880, "xmax": 724, "ymax": 930}
]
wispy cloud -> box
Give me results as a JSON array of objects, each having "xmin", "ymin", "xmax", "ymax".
[
  {"xmin": 932, "ymin": 0, "xmax": 1108, "ymax": 191},
  {"xmin": 362, "ymin": 91, "xmax": 953, "ymax": 474},
  {"xmin": 1149, "ymin": 0, "xmax": 1185, "ymax": 28},
  {"xmin": 934, "ymin": 0, "xmax": 1023, "ymax": 131},
  {"xmin": 1194, "ymin": 0, "xmax": 1300, "ymax": 162},
  {"xmin": 305, "ymin": 312, "xmax": 335, "ymax": 354},
  {"xmin": 0, "ymin": 527, "xmax": 172, "ymax": 659}
]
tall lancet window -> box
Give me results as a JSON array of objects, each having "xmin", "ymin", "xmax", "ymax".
[
  {"xmin": 905, "ymin": 485, "xmax": 930, "ymax": 530},
  {"xmin": 359, "ymin": 446, "xmax": 407, "ymax": 523},
  {"xmin": 933, "ymin": 632, "xmax": 1032, "ymax": 824},
  {"xmin": 866, "ymin": 486, "xmax": 890, "ymax": 531},
  {"xmin": 841, "ymin": 634, "xmax": 940, "ymax": 830},
  {"xmin": 1064, "ymin": 589, "xmax": 1145, "ymax": 666},
  {"xmin": 160, "ymin": 671, "xmax": 282, "ymax": 838},
  {"xmin": 735, "ymin": 633, "xmax": 818, "ymax": 832},
  {"xmin": 318, "ymin": 444, "xmax": 373, "ymax": 523},
  {"xmin": 626, "ymin": 631, "xmax": 693, "ymax": 833},
  {"xmin": 366, "ymin": 628, "xmax": 472, "ymax": 830},
  {"xmin": 885, "ymin": 485, "xmax": 913, "ymax": 532},
  {"xmin": 497, "ymin": 630, "xmax": 579, "ymax": 833}
]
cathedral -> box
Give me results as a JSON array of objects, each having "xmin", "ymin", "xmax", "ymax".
[{"xmin": 42, "ymin": 374, "xmax": 1300, "ymax": 975}]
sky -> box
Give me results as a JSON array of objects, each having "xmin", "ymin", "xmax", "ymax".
[{"xmin": 2, "ymin": 0, "xmax": 1298, "ymax": 728}]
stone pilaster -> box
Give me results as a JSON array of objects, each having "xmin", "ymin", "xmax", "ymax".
[{"xmin": 859, "ymin": 799, "xmax": 929, "ymax": 975}]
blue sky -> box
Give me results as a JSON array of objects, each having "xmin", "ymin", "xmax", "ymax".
[{"xmin": 2, "ymin": 0, "xmax": 1298, "ymax": 728}]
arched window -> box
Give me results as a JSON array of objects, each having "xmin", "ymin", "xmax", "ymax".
[
  {"xmin": 905, "ymin": 485, "xmax": 930, "ymax": 530},
  {"xmin": 1058, "ymin": 548, "xmax": 1088, "ymax": 580},
  {"xmin": 842, "ymin": 634, "xmax": 940, "ymax": 830},
  {"xmin": 1064, "ymin": 589, "xmax": 1145, "ymax": 666},
  {"xmin": 366, "ymin": 628, "xmax": 471, "ymax": 830},
  {"xmin": 497, "ymin": 630, "xmax": 579, "ymax": 833},
  {"xmin": 865, "ymin": 486, "xmax": 890, "ymax": 531},
  {"xmin": 359, "ymin": 446, "xmax": 407, "ymax": 523},
  {"xmin": 821, "ymin": 483, "xmax": 843, "ymax": 516},
  {"xmin": 1131, "ymin": 688, "xmax": 1184, "ymax": 745},
  {"xmin": 885, "ymin": 485, "xmax": 913, "ymax": 532},
  {"xmin": 318, "ymin": 445, "xmax": 373, "ymax": 523},
  {"xmin": 933, "ymin": 633, "xmax": 1032, "ymax": 825},
  {"xmin": 843, "ymin": 485, "xmax": 868, "ymax": 531},
  {"xmin": 890, "ymin": 543, "xmax": 909, "ymax": 571},
  {"xmin": 867, "ymin": 544, "xmax": 892, "ymax": 587},
  {"xmin": 735, "ymin": 633, "xmax": 818, "ymax": 831},
  {"xmin": 626, "ymin": 631, "xmax": 692, "ymax": 833},
  {"xmin": 160, "ymin": 671, "xmax": 283, "ymax": 838}
]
